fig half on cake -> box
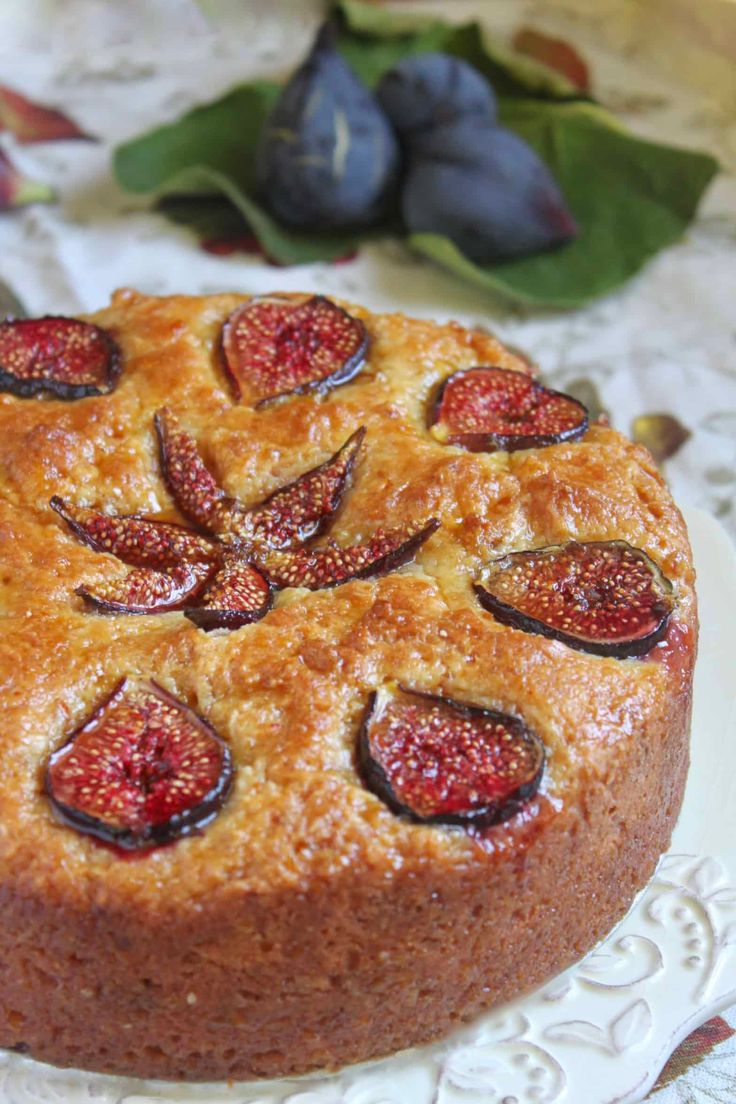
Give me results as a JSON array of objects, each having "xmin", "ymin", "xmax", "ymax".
[
  {"xmin": 45, "ymin": 678, "xmax": 233, "ymax": 850},
  {"xmin": 475, "ymin": 539, "xmax": 675, "ymax": 657},
  {"xmin": 358, "ymin": 685, "xmax": 544, "ymax": 827},
  {"xmin": 429, "ymin": 366, "xmax": 588, "ymax": 452},
  {"xmin": 0, "ymin": 316, "xmax": 120, "ymax": 399},
  {"xmin": 220, "ymin": 294, "xmax": 368, "ymax": 405}
]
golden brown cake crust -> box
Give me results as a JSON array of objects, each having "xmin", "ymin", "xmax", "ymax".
[{"xmin": 0, "ymin": 291, "xmax": 695, "ymax": 1080}]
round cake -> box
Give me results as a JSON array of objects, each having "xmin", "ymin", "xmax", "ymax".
[{"xmin": 0, "ymin": 290, "xmax": 696, "ymax": 1082}]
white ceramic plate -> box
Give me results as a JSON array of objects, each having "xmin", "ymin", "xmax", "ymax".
[{"xmin": 1, "ymin": 505, "xmax": 734, "ymax": 1104}]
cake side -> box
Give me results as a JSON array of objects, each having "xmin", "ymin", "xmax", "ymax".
[{"xmin": 0, "ymin": 291, "xmax": 696, "ymax": 1080}]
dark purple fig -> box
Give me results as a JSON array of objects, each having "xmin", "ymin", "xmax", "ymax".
[
  {"xmin": 45, "ymin": 678, "xmax": 233, "ymax": 850},
  {"xmin": 185, "ymin": 555, "xmax": 272, "ymax": 632},
  {"xmin": 258, "ymin": 518, "xmax": 439, "ymax": 590},
  {"xmin": 403, "ymin": 120, "xmax": 577, "ymax": 263},
  {"xmin": 50, "ymin": 496, "xmax": 216, "ymax": 568},
  {"xmin": 376, "ymin": 52, "xmax": 496, "ymax": 137},
  {"xmin": 77, "ymin": 561, "xmax": 213, "ymax": 615},
  {"xmin": 255, "ymin": 23, "xmax": 399, "ymax": 230},
  {"xmin": 0, "ymin": 316, "xmax": 120, "ymax": 399},
  {"xmin": 430, "ymin": 366, "xmax": 588, "ymax": 452},
  {"xmin": 475, "ymin": 540, "xmax": 675, "ymax": 657},
  {"xmin": 358, "ymin": 685, "xmax": 544, "ymax": 826},
  {"xmin": 220, "ymin": 295, "xmax": 367, "ymax": 405}
]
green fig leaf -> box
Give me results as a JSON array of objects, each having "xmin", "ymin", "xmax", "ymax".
[
  {"xmin": 410, "ymin": 101, "xmax": 718, "ymax": 307},
  {"xmin": 113, "ymin": 11, "xmax": 719, "ymax": 307}
]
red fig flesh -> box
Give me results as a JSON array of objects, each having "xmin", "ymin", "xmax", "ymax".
[
  {"xmin": 77, "ymin": 561, "xmax": 212, "ymax": 615},
  {"xmin": 0, "ymin": 316, "xmax": 120, "ymax": 399},
  {"xmin": 185, "ymin": 555, "xmax": 272, "ymax": 632},
  {"xmin": 221, "ymin": 295, "xmax": 367, "ymax": 404},
  {"xmin": 475, "ymin": 540, "xmax": 674, "ymax": 657},
  {"xmin": 430, "ymin": 366, "xmax": 588, "ymax": 452},
  {"xmin": 50, "ymin": 497, "xmax": 215, "ymax": 568},
  {"xmin": 155, "ymin": 408, "xmax": 229, "ymax": 532},
  {"xmin": 231, "ymin": 426, "xmax": 366, "ymax": 549},
  {"xmin": 359, "ymin": 685, "xmax": 544, "ymax": 826},
  {"xmin": 157, "ymin": 409, "xmax": 366, "ymax": 550},
  {"xmin": 258, "ymin": 518, "xmax": 439, "ymax": 590},
  {"xmin": 45, "ymin": 679, "xmax": 233, "ymax": 850}
]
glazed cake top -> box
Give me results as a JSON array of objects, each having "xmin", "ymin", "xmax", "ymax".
[{"xmin": 0, "ymin": 290, "xmax": 695, "ymax": 911}]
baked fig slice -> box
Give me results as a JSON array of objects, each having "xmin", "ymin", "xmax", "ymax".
[
  {"xmin": 155, "ymin": 408, "xmax": 233, "ymax": 532},
  {"xmin": 185, "ymin": 555, "xmax": 272, "ymax": 632},
  {"xmin": 0, "ymin": 316, "xmax": 120, "ymax": 399},
  {"xmin": 50, "ymin": 496, "xmax": 215, "ymax": 568},
  {"xmin": 259, "ymin": 518, "xmax": 439, "ymax": 590},
  {"xmin": 475, "ymin": 540, "xmax": 675, "ymax": 657},
  {"xmin": 233, "ymin": 426, "xmax": 366, "ymax": 549},
  {"xmin": 156, "ymin": 409, "xmax": 366, "ymax": 549},
  {"xmin": 430, "ymin": 366, "xmax": 588, "ymax": 452},
  {"xmin": 45, "ymin": 678, "xmax": 233, "ymax": 850},
  {"xmin": 77, "ymin": 560, "xmax": 213, "ymax": 615},
  {"xmin": 358, "ymin": 685, "xmax": 544, "ymax": 827},
  {"xmin": 220, "ymin": 295, "xmax": 367, "ymax": 405}
]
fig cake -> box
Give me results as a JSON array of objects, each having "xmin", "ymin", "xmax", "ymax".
[{"xmin": 0, "ymin": 290, "xmax": 696, "ymax": 1082}]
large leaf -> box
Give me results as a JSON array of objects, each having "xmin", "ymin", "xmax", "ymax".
[
  {"xmin": 412, "ymin": 101, "xmax": 718, "ymax": 308},
  {"xmin": 113, "ymin": 5, "xmax": 719, "ymax": 307}
]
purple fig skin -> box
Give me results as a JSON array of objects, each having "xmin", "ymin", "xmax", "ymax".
[
  {"xmin": 376, "ymin": 52, "xmax": 497, "ymax": 136},
  {"xmin": 403, "ymin": 120, "xmax": 578, "ymax": 264},
  {"xmin": 255, "ymin": 25, "xmax": 400, "ymax": 230},
  {"xmin": 358, "ymin": 685, "xmax": 545, "ymax": 828},
  {"xmin": 474, "ymin": 540, "xmax": 675, "ymax": 658},
  {"xmin": 184, "ymin": 604, "xmax": 272, "ymax": 633}
]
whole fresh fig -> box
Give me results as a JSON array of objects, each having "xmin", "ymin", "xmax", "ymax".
[
  {"xmin": 255, "ymin": 25, "xmax": 400, "ymax": 230},
  {"xmin": 376, "ymin": 52, "xmax": 497, "ymax": 136},
  {"xmin": 402, "ymin": 119, "xmax": 577, "ymax": 263}
]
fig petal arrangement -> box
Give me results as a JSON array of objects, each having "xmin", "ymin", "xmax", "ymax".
[
  {"xmin": 430, "ymin": 366, "xmax": 589, "ymax": 452},
  {"xmin": 255, "ymin": 24, "xmax": 399, "ymax": 230},
  {"xmin": 0, "ymin": 316, "xmax": 121, "ymax": 399},
  {"xmin": 220, "ymin": 294, "xmax": 368, "ymax": 404},
  {"xmin": 475, "ymin": 540, "xmax": 675, "ymax": 657},
  {"xmin": 54, "ymin": 401, "xmax": 436, "ymax": 627},
  {"xmin": 45, "ymin": 678, "xmax": 233, "ymax": 850},
  {"xmin": 359, "ymin": 685, "xmax": 545, "ymax": 826}
]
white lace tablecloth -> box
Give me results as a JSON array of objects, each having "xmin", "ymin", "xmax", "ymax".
[{"xmin": 0, "ymin": 4, "xmax": 734, "ymax": 1102}]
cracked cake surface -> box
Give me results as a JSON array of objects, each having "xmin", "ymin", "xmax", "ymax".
[{"xmin": 0, "ymin": 290, "xmax": 695, "ymax": 1081}]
